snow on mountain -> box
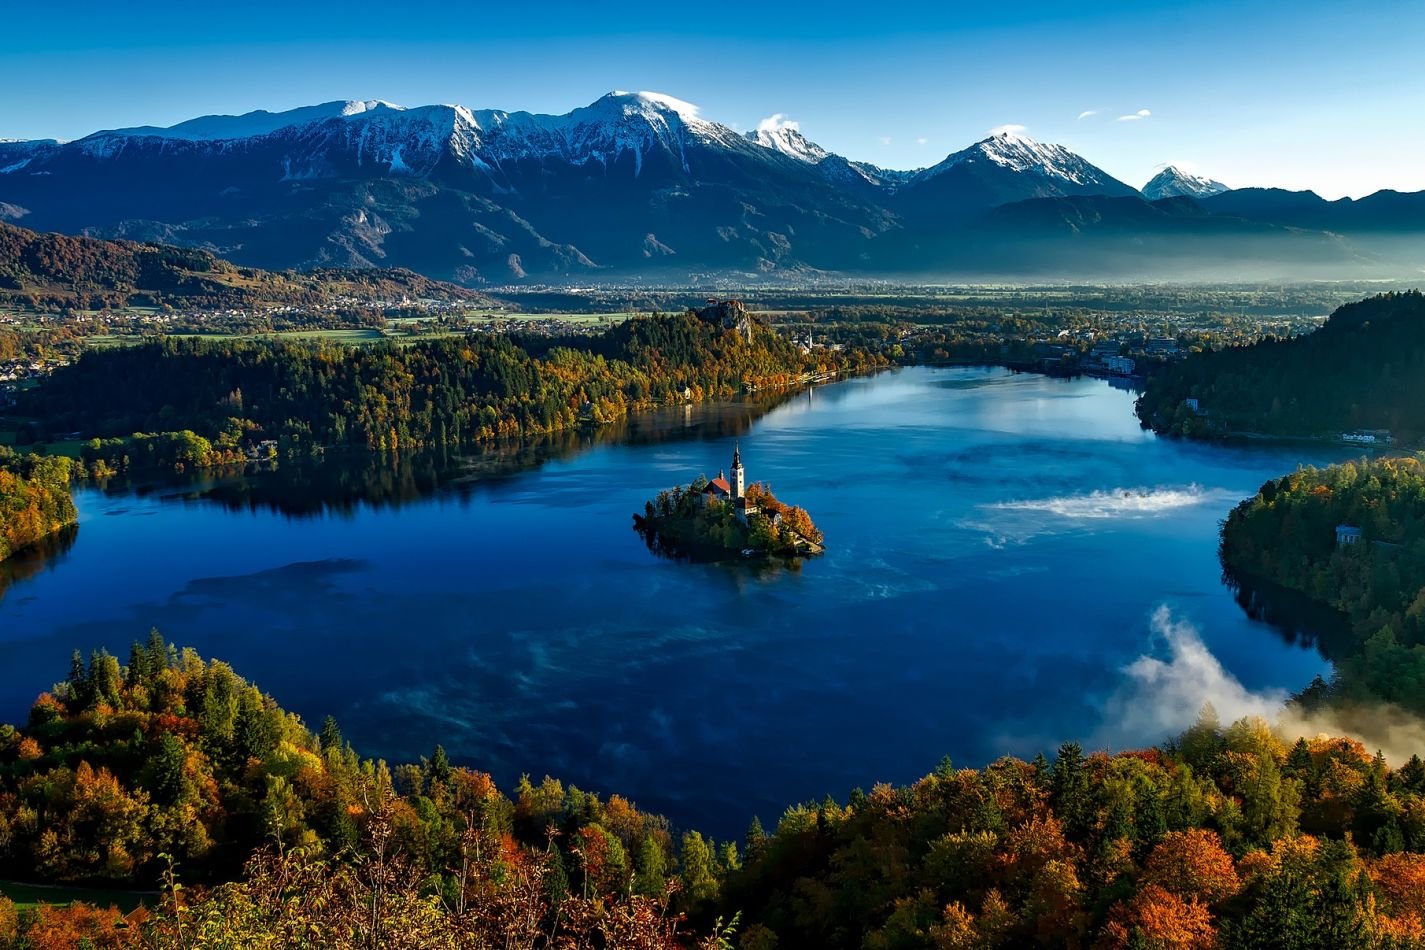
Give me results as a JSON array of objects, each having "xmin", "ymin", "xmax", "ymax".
[
  {"xmin": 0, "ymin": 138, "xmax": 61, "ymax": 175},
  {"xmin": 915, "ymin": 130, "xmax": 1115, "ymax": 187},
  {"xmin": 1143, "ymin": 165, "xmax": 1230, "ymax": 200},
  {"xmin": 19, "ymin": 93, "xmax": 1148, "ymax": 212},
  {"xmin": 467, "ymin": 91, "xmax": 753, "ymax": 176},
  {"xmin": 106, "ymin": 100, "xmax": 405, "ymax": 141},
  {"xmin": 278, "ymin": 103, "xmax": 485, "ymax": 178},
  {"xmin": 40, "ymin": 96, "xmax": 1129, "ymax": 199},
  {"xmin": 746, "ymin": 115, "xmax": 831, "ymax": 164},
  {"xmin": 741, "ymin": 116, "xmax": 919, "ymax": 190},
  {"xmin": 0, "ymin": 93, "xmax": 1391, "ymax": 282}
]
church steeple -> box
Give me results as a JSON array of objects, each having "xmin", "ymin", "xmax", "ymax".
[{"xmin": 730, "ymin": 443, "xmax": 745, "ymax": 499}]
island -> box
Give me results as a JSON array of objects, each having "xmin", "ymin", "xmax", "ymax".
[{"xmin": 633, "ymin": 444, "xmax": 824, "ymax": 561}]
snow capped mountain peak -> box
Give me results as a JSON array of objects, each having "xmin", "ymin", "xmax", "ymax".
[
  {"xmin": 915, "ymin": 128, "xmax": 1109, "ymax": 188},
  {"xmin": 593, "ymin": 91, "xmax": 706, "ymax": 124},
  {"xmin": 337, "ymin": 99, "xmax": 405, "ymax": 117},
  {"xmin": 975, "ymin": 134, "xmax": 1080, "ymax": 178},
  {"xmin": 986, "ymin": 125, "xmax": 1033, "ymax": 145},
  {"xmin": 1143, "ymin": 165, "xmax": 1230, "ymax": 200},
  {"xmin": 746, "ymin": 115, "xmax": 831, "ymax": 164},
  {"xmin": 900, "ymin": 127, "xmax": 1140, "ymax": 209}
]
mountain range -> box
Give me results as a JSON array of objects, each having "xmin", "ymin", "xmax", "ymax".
[{"xmin": 2, "ymin": 91, "xmax": 1422, "ymax": 283}]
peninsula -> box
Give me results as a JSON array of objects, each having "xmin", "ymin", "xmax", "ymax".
[{"xmin": 634, "ymin": 445, "xmax": 823, "ymax": 560}]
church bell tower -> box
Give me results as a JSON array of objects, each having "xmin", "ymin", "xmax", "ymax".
[{"xmin": 730, "ymin": 443, "xmax": 745, "ymax": 499}]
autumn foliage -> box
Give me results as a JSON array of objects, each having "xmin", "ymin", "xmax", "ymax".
[
  {"xmin": 9, "ymin": 644, "xmax": 1425, "ymax": 946},
  {"xmin": 0, "ymin": 451, "xmax": 77, "ymax": 564}
]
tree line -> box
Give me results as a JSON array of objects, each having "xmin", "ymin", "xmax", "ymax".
[
  {"xmin": 1221, "ymin": 454, "xmax": 1425, "ymax": 718},
  {"xmin": 20, "ymin": 311, "xmax": 877, "ymax": 458},
  {"xmin": 1138, "ymin": 291, "xmax": 1425, "ymax": 440},
  {"xmin": 7, "ymin": 641, "xmax": 1425, "ymax": 946}
]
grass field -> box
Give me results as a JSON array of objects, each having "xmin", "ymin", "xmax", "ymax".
[
  {"xmin": 42, "ymin": 439, "xmax": 87, "ymax": 458},
  {"xmin": 85, "ymin": 327, "xmax": 390, "ymax": 348},
  {"xmin": 77, "ymin": 313, "xmax": 629, "ymax": 350},
  {"xmin": 499, "ymin": 312, "xmax": 627, "ymax": 325},
  {"xmin": 0, "ymin": 880, "xmax": 154, "ymax": 912}
]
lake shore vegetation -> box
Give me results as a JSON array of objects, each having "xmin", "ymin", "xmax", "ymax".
[
  {"xmin": 0, "ymin": 448, "xmax": 77, "ymax": 565},
  {"xmin": 1222, "ymin": 454, "xmax": 1425, "ymax": 717},
  {"xmin": 11, "ymin": 308, "xmax": 877, "ymax": 473},
  {"xmin": 4, "ymin": 641, "xmax": 1425, "ymax": 946}
]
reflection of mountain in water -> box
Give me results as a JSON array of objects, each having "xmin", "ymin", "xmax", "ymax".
[
  {"xmin": 99, "ymin": 390, "xmax": 803, "ymax": 519},
  {"xmin": 0, "ymin": 525, "xmax": 78, "ymax": 604},
  {"xmin": 1223, "ymin": 567, "xmax": 1353, "ymax": 661}
]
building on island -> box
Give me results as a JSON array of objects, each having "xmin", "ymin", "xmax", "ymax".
[
  {"xmin": 700, "ymin": 444, "xmax": 759, "ymax": 521},
  {"xmin": 1336, "ymin": 524, "xmax": 1363, "ymax": 547}
]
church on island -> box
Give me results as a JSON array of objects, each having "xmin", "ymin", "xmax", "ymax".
[
  {"xmin": 698, "ymin": 444, "xmax": 771, "ymax": 524},
  {"xmin": 635, "ymin": 442, "xmax": 822, "ymax": 560}
]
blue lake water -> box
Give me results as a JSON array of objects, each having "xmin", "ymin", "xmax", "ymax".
[{"xmin": 0, "ymin": 367, "xmax": 1345, "ymax": 837}]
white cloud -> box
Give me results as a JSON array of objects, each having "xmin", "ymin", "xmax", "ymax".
[
  {"xmin": 878, "ymin": 136, "xmax": 892, "ymax": 146},
  {"xmin": 1077, "ymin": 110, "xmax": 1098, "ymax": 120},
  {"xmin": 916, "ymin": 137, "xmax": 929, "ymax": 146},
  {"xmin": 1117, "ymin": 109, "xmax": 1152, "ymax": 122},
  {"xmin": 1094, "ymin": 607, "xmax": 1286, "ymax": 748},
  {"xmin": 756, "ymin": 113, "xmax": 799, "ymax": 134},
  {"xmin": 1093, "ymin": 606, "xmax": 1425, "ymax": 765},
  {"xmin": 988, "ymin": 123, "xmax": 1028, "ymax": 137}
]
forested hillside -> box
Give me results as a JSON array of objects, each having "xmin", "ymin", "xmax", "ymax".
[
  {"xmin": 0, "ymin": 637, "xmax": 729, "ymax": 947},
  {"xmin": 0, "ymin": 448, "xmax": 76, "ymax": 564},
  {"xmin": 21, "ymin": 311, "xmax": 874, "ymax": 454},
  {"xmin": 5, "ymin": 642, "xmax": 1425, "ymax": 946},
  {"xmin": 1137, "ymin": 290, "xmax": 1425, "ymax": 439},
  {"xmin": 1221, "ymin": 454, "xmax": 1425, "ymax": 716},
  {"xmin": 0, "ymin": 220, "xmax": 488, "ymax": 311}
]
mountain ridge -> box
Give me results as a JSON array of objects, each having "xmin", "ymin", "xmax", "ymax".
[{"xmin": 3, "ymin": 91, "xmax": 1422, "ymax": 282}]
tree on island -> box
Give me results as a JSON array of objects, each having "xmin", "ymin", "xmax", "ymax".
[{"xmin": 634, "ymin": 471, "xmax": 822, "ymax": 561}]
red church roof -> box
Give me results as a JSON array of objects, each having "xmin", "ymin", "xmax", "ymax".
[{"xmin": 704, "ymin": 476, "xmax": 732, "ymax": 496}]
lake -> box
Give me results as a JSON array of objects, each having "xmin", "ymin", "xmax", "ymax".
[{"xmin": 0, "ymin": 367, "xmax": 1344, "ymax": 838}]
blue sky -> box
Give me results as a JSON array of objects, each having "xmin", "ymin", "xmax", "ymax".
[{"xmin": 4, "ymin": 0, "xmax": 1423, "ymax": 198}]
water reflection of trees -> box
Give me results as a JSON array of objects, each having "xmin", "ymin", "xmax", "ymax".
[
  {"xmin": 632, "ymin": 515, "xmax": 803, "ymax": 575},
  {"xmin": 99, "ymin": 389, "xmax": 802, "ymax": 519},
  {"xmin": 1222, "ymin": 566, "xmax": 1353, "ymax": 660},
  {"xmin": 633, "ymin": 516, "xmax": 804, "ymax": 582},
  {"xmin": 0, "ymin": 525, "xmax": 78, "ymax": 604}
]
